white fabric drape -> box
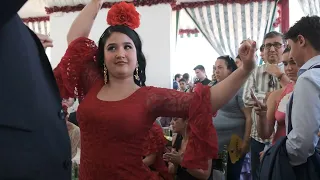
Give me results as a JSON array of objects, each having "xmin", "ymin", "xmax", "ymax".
[
  {"xmin": 297, "ymin": 0, "xmax": 320, "ymax": 16},
  {"xmin": 24, "ymin": 20, "xmax": 50, "ymax": 35},
  {"xmin": 185, "ymin": 0, "xmax": 277, "ymax": 57},
  {"xmin": 24, "ymin": 20, "xmax": 51, "ymax": 61}
]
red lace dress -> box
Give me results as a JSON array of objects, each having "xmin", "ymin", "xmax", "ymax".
[
  {"xmin": 54, "ymin": 37, "xmax": 218, "ymax": 180},
  {"xmin": 143, "ymin": 122, "xmax": 173, "ymax": 180}
]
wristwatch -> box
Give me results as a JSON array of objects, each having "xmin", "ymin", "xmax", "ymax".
[{"xmin": 277, "ymin": 73, "xmax": 285, "ymax": 81}]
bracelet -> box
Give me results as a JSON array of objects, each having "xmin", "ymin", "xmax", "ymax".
[{"xmin": 277, "ymin": 73, "xmax": 285, "ymax": 81}]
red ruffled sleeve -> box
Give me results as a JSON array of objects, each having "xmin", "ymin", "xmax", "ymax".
[
  {"xmin": 146, "ymin": 84, "xmax": 218, "ymax": 170},
  {"xmin": 143, "ymin": 122, "xmax": 167, "ymax": 156},
  {"xmin": 53, "ymin": 37, "xmax": 100, "ymax": 99},
  {"xmin": 182, "ymin": 84, "xmax": 218, "ymax": 169}
]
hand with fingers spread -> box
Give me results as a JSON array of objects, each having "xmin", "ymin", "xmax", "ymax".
[{"xmin": 238, "ymin": 39, "xmax": 257, "ymax": 72}]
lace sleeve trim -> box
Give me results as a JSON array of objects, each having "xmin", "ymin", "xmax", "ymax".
[
  {"xmin": 54, "ymin": 37, "xmax": 98, "ymax": 99},
  {"xmin": 144, "ymin": 123, "xmax": 167, "ymax": 155},
  {"xmin": 181, "ymin": 84, "xmax": 218, "ymax": 170}
]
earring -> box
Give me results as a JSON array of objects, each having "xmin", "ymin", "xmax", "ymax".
[
  {"xmin": 103, "ymin": 64, "xmax": 108, "ymax": 84},
  {"xmin": 134, "ymin": 67, "xmax": 140, "ymax": 81}
]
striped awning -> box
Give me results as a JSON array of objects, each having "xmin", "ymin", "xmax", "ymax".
[
  {"xmin": 184, "ymin": 0, "xmax": 277, "ymax": 57},
  {"xmin": 178, "ymin": 9, "xmax": 201, "ymax": 38}
]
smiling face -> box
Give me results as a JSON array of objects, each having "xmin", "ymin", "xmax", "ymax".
[
  {"xmin": 264, "ymin": 36, "xmax": 285, "ymax": 64},
  {"xmin": 104, "ymin": 32, "xmax": 137, "ymax": 79}
]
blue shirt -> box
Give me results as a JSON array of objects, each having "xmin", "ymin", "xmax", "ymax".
[{"xmin": 286, "ymin": 55, "xmax": 320, "ymax": 166}]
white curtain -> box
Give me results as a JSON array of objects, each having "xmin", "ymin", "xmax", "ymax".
[
  {"xmin": 25, "ymin": 20, "xmax": 50, "ymax": 35},
  {"xmin": 297, "ymin": 0, "xmax": 320, "ymax": 16},
  {"xmin": 185, "ymin": 0, "xmax": 277, "ymax": 58},
  {"xmin": 24, "ymin": 20, "xmax": 51, "ymax": 61}
]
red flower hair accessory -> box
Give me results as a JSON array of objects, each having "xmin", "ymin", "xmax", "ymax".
[{"xmin": 107, "ymin": 2, "xmax": 140, "ymax": 30}]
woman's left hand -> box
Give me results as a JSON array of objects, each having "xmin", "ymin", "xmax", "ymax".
[{"xmin": 163, "ymin": 151, "xmax": 182, "ymax": 165}]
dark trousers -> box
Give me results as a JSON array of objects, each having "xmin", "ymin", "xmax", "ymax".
[
  {"xmin": 250, "ymin": 138, "xmax": 265, "ymax": 180},
  {"xmin": 227, "ymin": 155, "xmax": 245, "ymax": 180}
]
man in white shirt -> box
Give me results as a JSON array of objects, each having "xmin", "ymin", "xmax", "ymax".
[
  {"xmin": 242, "ymin": 31, "xmax": 290, "ymax": 180},
  {"xmin": 285, "ymin": 15, "xmax": 320, "ymax": 176}
]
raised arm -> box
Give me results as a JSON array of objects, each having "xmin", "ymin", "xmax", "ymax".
[
  {"xmin": 67, "ymin": 0, "xmax": 103, "ymax": 44},
  {"xmin": 209, "ymin": 40, "xmax": 257, "ymax": 113},
  {"xmin": 243, "ymin": 72, "xmax": 256, "ymax": 108},
  {"xmin": 53, "ymin": 37, "xmax": 99, "ymax": 99}
]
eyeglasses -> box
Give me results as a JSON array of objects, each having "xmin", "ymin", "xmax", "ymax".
[{"xmin": 264, "ymin": 42, "xmax": 284, "ymax": 50}]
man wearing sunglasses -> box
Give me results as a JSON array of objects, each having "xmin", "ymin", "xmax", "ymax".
[{"xmin": 242, "ymin": 31, "xmax": 290, "ymax": 180}]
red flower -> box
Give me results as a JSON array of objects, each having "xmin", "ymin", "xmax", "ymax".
[{"xmin": 107, "ymin": 2, "xmax": 140, "ymax": 30}]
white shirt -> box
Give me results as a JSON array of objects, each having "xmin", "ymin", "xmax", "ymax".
[{"xmin": 286, "ymin": 55, "xmax": 320, "ymax": 166}]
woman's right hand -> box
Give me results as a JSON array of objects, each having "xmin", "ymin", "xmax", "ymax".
[
  {"xmin": 253, "ymin": 102, "xmax": 267, "ymax": 116},
  {"xmin": 238, "ymin": 39, "xmax": 257, "ymax": 73}
]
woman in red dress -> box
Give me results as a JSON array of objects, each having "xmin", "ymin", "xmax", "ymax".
[
  {"xmin": 143, "ymin": 122, "xmax": 173, "ymax": 180},
  {"xmin": 53, "ymin": 0, "xmax": 257, "ymax": 179}
]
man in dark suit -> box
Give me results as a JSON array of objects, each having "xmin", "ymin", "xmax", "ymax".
[{"xmin": 0, "ymin": 1, "xmax": 71, "ymax": 179}]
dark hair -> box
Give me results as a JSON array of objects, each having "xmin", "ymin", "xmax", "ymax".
[
  {"xmin": 236, "ymin": 55, "xmax": 241, "ymax": 60},
  {"xmin": 193, "ymin": 65, "xmax": 205, "ymax": 71},
  {"xmin": 260, "ymin": 44, "xmax": 265, "ymax": 52},
  {"xmin": 283, "ymin": 47, "xmax": 291, "ymax": 54},
  {"xmin": 217, "ymin": 55, "xmax": 238, "ymax": 72},
  {"xmin": 284, "ymin": 16, "xmax": 320, "ymax": 51},
  {"xmin": 174, "ymin": 74, "xmax": 181, "ymax": 80},
  {"xmin": 97, "ymin": 25, "xmax": 146, "ymax": 86},
  {"xmin": 264, "ymin": 31, "xmax": 286, "ymax": 44},
  {"xmin": 182, "ymin": 73, "xmax": 189, "ymax": 81},
  {"xmin": 179, "ymin": 78, "xmax": 186, "ymax": 83}
]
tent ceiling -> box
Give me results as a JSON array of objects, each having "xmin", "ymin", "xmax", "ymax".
[
  {"xmin": 18, "ymin": 0, "xmax": 210, "ymax": 18},
  {"xmin": 19, "ymin": 0, "xmax": 47, "ymax": 18}
]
